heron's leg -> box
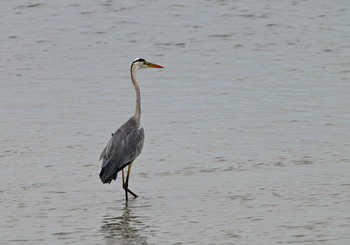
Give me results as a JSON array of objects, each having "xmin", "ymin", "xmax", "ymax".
[
  {"xmin": 121, "ymin": 169, "xmax": 128, "ymax": 201},
  {"xmin": 121, "ymin": 167, "xmax": 137, "ymax": 200},
  {"xmin": 125, "ymin": 163, "xmax": 138, "ymax": 198},
  {"xmin": 122, "ymin": 169, "xmax": 125, "ymax": 187}
]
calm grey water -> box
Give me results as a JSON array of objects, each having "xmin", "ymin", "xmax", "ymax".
[{"xmin": 1, "ymin": 0, "xmax": 350, "ymax": 244}]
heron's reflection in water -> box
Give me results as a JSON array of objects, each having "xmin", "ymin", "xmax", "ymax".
[{"xmin": 101, "ymin": 205, "xmax": 148, "ymax": 245}]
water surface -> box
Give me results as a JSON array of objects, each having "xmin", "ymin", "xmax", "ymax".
[{"xmin": 1, "ymin": 0, "xmax": 350, "ymax": 244}]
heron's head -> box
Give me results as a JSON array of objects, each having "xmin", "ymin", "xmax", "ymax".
[{"xmin": 132, "ymin": 58, "xmax": 163, "ymax": 70}]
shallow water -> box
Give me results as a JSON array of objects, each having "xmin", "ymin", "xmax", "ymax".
[{"xmin": 1, "ymin": 0, "xmax": 350, "ymax": 244}]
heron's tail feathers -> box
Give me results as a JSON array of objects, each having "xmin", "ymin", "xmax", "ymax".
[
  {"xmin": 99, "ymin": 170, "xmax": 117, "ymax": 184},
  {"xmin": 99, "ymin": 157, "xmax": 119, "ymax": 184}
]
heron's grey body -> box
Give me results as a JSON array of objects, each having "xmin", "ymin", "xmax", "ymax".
[{"xmin": 99, "ymin": 115, "xmax": 144, "ymax": 183}]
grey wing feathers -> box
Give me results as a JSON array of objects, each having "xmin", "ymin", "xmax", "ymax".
[{"xmin": 99, "ymin": 119, "xmax": 144, "ymax": 184}]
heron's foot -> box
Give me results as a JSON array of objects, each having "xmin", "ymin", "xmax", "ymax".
[
  {"xmin": 123, "ymin": 186, "xmax": 138, "ymax": 198},
  {"xmin": 128, "ymin": 189, "xmax": 138, "ymax": 198}
]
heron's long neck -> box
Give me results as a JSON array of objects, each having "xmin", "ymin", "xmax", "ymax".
[{"xmin": 130, "ymin": 65, "xmax": 141, "ymax": 121}]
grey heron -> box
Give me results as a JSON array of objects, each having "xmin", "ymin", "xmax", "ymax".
[{"xmin": 99, "ymin": 58, "xmax": 163, "ymax": 202}]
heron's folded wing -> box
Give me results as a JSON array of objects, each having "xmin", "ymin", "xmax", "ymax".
[{"xmin": 99, "ymin": 127, "xmax": 144, "ymax": 183}]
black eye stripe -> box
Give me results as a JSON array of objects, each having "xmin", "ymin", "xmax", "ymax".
[{"xmin": 133, "ymin": 58, "xmax": 145, "ymax": 63}]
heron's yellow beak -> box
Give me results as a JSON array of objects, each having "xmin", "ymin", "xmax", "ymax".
[{"xmin": 145, "ymin": 62, "xmax": 163, "ymax": 69}]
